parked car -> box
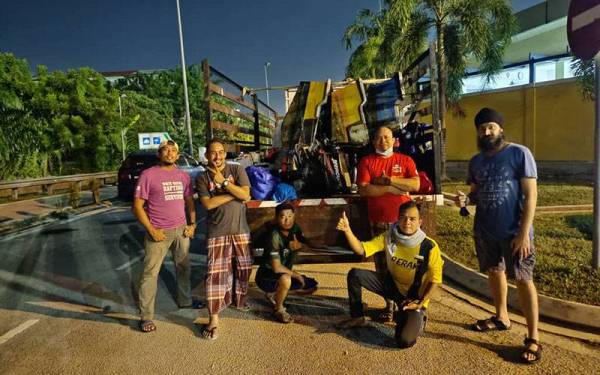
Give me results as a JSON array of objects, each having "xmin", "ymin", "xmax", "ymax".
[{"xmin": 117, "ymin": 151, "xmax": 205, "ymax": 199}]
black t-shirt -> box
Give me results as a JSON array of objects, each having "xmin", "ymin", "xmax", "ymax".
[{"xmin": 196, "ymin": 163, "xmax": 251, "ymax": 238}]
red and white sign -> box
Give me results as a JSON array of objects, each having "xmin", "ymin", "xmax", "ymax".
[{"xmin": 568, "ymin": 0, "xmax": 600, "ymax": 60}]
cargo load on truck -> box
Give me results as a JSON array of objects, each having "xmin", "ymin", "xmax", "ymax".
[{"xmin": 200, "ymin": 52, "xmax": 441, "ymax": 263}]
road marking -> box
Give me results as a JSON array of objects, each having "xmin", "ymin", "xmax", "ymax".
[
  {"xmin": 115, "ymin": 253, "xmax": 144, "ymax": 270},
  {"xmin": 0, "ymin": 319, "xmax": 39, "ymax": 345},
  {"xmin": 572, "ymin": 4, "xmax": 600, "ymax": 31}
]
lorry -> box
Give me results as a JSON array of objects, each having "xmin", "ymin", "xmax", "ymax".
[{"xmin": 200, "ymin": 54, "xmax": 443, "ymax": 263}]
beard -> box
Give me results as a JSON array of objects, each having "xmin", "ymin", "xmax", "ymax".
[{"xmin": 477, "ymin": 133, "xmax": 505, "ymax": 152}]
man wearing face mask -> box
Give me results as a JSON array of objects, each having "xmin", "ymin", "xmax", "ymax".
[
  {"xmin": 356, "ymin": 126, "xmax": 420, "ymax": 322},
  {"xmin": 455, "ymin": 107, "xmax": 541, "ymax": 364}
]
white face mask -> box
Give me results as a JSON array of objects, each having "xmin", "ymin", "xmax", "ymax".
[{"xmin": 375, "ymin": 146, "xmax": 394, "ymax": 157}]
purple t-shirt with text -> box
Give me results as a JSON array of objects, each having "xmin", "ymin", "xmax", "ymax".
[{"xmin": 134, "ymin": 165, "xmax": 193, "ymax": 229}]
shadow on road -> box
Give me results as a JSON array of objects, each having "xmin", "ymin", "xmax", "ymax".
[{"xmin": 425, "ymin": 331, "xmax": 524, "ymax": 363}]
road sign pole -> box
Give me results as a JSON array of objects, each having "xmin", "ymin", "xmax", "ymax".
[
  {"xmin": 594, "ymin": 52, "xmax": 600, "ymax": 270},
  {"xmin": 567, "ymin": 0, "xmax": 600, "ymax": 270}
]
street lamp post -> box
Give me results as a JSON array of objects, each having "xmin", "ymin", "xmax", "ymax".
[
  {"xmin": 118, "ymin": 94, "xmax": 127, "ymax": 161},
  {"xmin": 175, "ymin": 0, "xmax": 194, "ymax": 156},
  {"xmin": 264, "ymin": 61, "xmax": 271, "ymax": 106}
]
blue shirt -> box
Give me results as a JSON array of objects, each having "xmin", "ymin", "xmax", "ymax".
[{"xmin": 467, "ymin": 143, "xmax": 537, "ymax": 240}]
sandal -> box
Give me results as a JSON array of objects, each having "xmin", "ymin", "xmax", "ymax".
[
  {"xmin": 273, "ymin": 307, "xmax": 293, "ymax": 324},
  {"xmin": 472, "ymin": 316, "xmax": 511, "ymax": 332},
  {"xmin": 521, "ymin": 337, "xmax": 542, "ymax": 364},
  {"xmin": 201, "ymin": 325, "xmax": 218, "ymax": 340},
  {"xmin": 376, "ymin": 309, "xmax": 394, "ymax": 323},
  {"xmin": 139, "ymin": 320, "xmax": 156, "ymax": 333}
]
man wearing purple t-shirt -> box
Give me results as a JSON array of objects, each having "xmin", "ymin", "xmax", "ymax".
[{"xmin": 133, "ymin": 140, "xmax": 196, "ymax": 333}]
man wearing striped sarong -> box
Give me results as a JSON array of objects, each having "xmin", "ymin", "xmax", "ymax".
[{"xmin": 196, "ymin": 139, "xmax": 253, "ymax": 340}]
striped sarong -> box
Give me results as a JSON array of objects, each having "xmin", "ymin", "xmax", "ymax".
[{"xmin": 206, "ymin": 233, "xmax": 252, "ymax": 314}]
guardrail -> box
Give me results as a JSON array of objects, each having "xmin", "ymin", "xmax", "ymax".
[{"xmin": 0, "ymin": 172, "xmax": 117, "ymax": 201}]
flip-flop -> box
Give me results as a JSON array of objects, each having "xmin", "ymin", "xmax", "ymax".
[
  {"xmin": 472, "ymin": 316, "xmax": 511, "ymax": 332},
  {"xmin": 201, "ymin": 325, "xmax": 218, "ymax": 340},
  {"xmin": 273, "ymin": 308, "xmax": 293, "ymax": 324},
  {"xmin": 376, "ymin": 309, "xmax": 394, "ymax": 323},
  {"xmin": 139, "ymin": 320, "xmax": 156, "ymax": 333}
]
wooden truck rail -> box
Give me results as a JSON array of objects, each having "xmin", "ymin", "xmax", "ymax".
[
  {"xmin": 202, "ymin": 59, "xmax": 277, "ymax": 152},
  {"xmin": 246, "ymin": 195, "xmax": 440, "ymax": 264}
]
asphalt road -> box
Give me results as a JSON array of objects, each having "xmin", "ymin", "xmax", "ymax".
[{"xmin": 0, "ymin": 205, "xmax": 598, "ymax": 374}]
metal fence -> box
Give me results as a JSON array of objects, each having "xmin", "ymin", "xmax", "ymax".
[{"xmin": 0, "ymin": 172, "xmax": 117, "ymax": 201}]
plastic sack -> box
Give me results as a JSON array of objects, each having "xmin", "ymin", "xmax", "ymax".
[
  {"xmin": 272, "ymin": 183, "xmax": 297, "ymax": 202},
  {"xmin": 246, "ymin": 166, "xmax": 278, "ymax": 200}
]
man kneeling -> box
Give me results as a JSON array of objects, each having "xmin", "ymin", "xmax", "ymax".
[
  {"xmin": 336, "ymin": 200, "xmax": 443, "ymax": 348},
  {"xmin": 255, "ymin": 203, "xmax": 318, "ymax": 323}
]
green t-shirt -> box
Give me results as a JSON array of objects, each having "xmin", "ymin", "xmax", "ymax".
[{"xmin": 260, "ymin": 223, "xmax": 306, "ymax": 274}]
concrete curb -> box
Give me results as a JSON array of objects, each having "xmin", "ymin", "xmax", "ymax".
[{"xmin": 442, "ymin": 253, "xmax": 600, "ymax": 330}]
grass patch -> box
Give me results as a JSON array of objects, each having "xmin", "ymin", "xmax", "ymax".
[
  {"xmin": 442, "ymin": 181, "xmax": 592, "ymax": 206},
  {"xmin": 434, "ymin": 206, "xmax": 600, "ymax": 306}
]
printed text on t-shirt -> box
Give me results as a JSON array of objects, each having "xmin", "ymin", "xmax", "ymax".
[{"xmin": 162, "ymin": 181, "xmax": 184, "ymax": 201}]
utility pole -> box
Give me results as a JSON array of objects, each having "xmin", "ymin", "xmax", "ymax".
[
  {"xmin": 264, "ymin": 61, "xmax": 271, "ymax": 106},
  {"xmin": 176, "ymin": 0, "xmax": 194, "ymax": 156},
  {"xmin": 118, "ymin": 94, "xmax": 126, "ymax": 161}
]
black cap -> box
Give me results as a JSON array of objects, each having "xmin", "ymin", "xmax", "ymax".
[{"xmin": 474, "ymin": 107, "xmax": 504, "ymax": 128}]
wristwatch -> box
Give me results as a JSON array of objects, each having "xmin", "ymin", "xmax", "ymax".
[{"xmin": 221, "ymin": 180, "xmax": 229, "ymax": 188}]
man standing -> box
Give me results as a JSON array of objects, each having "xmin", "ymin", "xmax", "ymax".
[
  {"xmin": 196, "ymin": 139, "xmax": 252, "ymax": 340},
  {"xmin": 357, "ymin": 126, "xmax": 420, "ymax": 322},
  {"xmin": 456, "ymin": 107, "xmax": 542, "ymax": 364},
  {"xmin": 336, "ymin": 201, "xmax": 443, "ymax": 348},
  {"xmin": 133, "ymin": 140, "xmax": 196, "ymax": 333}
]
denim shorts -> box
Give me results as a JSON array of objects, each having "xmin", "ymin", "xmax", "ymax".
[{"xmin": 473, "ymin": 230, "xmax": 535, "ymax": 281}]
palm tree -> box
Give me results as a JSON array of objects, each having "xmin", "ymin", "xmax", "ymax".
[
  {"xmin": 343, "ymin": 9, "xmax": 391, "ymax": 78},
  {"xmin": 571, "ymin": 57, "xmax": 595, "ymax": 101},
  {"xmin": 344, "ymin": 0, "xmax": 517, "ymax": 178}
]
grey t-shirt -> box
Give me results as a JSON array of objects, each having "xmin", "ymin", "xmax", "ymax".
[
  {"xmin": 196, "ymin": 163, "xmax": 251, "ymax": 238},
  {"xmin": 467, "ymin": 143, "xmax": 537, "ymax": 240}
]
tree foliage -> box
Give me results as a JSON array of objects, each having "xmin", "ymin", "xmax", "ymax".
[
  {"xmin": 343, "ymin": 0, "xmax": 516, "ymax": 178},
  {"xmin": 0, "ymin": 51, "xmax": 209, "ymax": 180},
  {"xmin": 344, "ymin": 0, "xmax": 516, "ymax": 101},
  {"xmin": 571, "ymin": 57, "xmax": 595, "ymax": 101},
  {"xmin": 113, "ymin": 65, "xmax": 206, "ymax": 154},
  {"xmin": 0, "ymin": 53, "xmax": 50, "ymax": 179}
]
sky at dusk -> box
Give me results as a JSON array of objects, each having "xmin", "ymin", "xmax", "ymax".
[{"xmin": 1, "ymin": 0, "xmax": 544, "ymax": 114}]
